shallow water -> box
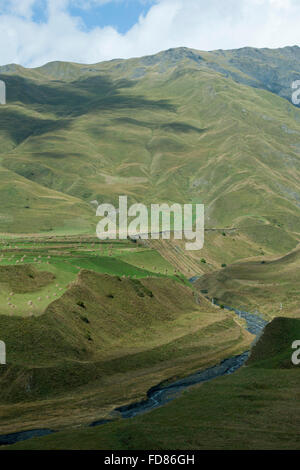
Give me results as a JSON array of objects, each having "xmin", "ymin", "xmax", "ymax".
[
  {"xmin": 0, "ymin": 298, "xmax": 268, "ymax": 443},
  {"xmin": 0, "ymin": 429, "xmax": 55, "ymax": 446},
  {"xmin": 91, "ymin": 306, "xmax": 267, "ymax": 423}
]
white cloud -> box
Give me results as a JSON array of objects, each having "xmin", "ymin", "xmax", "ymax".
[
  {"xmin": 0, "ymin": 0, "xmax": 37, "ymax": 18},
  {"xmin": 0, "ymin": 0, "xmax": 300, "ymax": 67}
]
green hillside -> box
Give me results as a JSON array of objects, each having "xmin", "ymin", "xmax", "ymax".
[
  {"xmin": 1, "ymin": 47, "xmax": 300, "ymax": 263},
  {"xmin": 1, "ymin": 46, "xmax": 300, "ymax": 450},
  {"xmin": 8, "ymin": 317, "xmax": 299, "ymax": 450},
  {"xmin": 194, "ymin": 246, "xmax": 300, "ymax": 318},
  {"xmin": 248, "ymin": 316, "xmax": 300, "ymax": 368},
  {"xmin": 0, "ymin": 265, "xmax": 251, "ymax": 434}
]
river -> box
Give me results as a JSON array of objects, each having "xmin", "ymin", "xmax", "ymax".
[{"xmin": 0, "ymin": 292, "xmax": 268, "ymax": 445}]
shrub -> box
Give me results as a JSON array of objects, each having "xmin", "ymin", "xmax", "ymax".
[{"xmin": 80, "ymin": 316, "xmax": 90, "ymax": 324}]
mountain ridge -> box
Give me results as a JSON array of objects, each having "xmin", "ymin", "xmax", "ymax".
[
  {"xmin": 2, "ymin": 45, "xmax": 300, "ymax": 105},
  {"xmin": 1, "ymin": 45, "xmax": 300, "ymax": 265}
]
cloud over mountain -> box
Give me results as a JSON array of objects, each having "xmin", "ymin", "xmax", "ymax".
[{"xmin": 0, "ymin": 0, "xmax": 300, "ymax": 67}]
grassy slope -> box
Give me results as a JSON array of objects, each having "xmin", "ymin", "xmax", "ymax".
[
  {"xmin": 1, "ymin": 48, "xmax": 300, "ymax": 264},
  {"xmin": 194, "ymin": 246, "xmax": 300, "ymax": 318},
  {"xmin": 0, "ymin": 47, "xmax": 300, "ymax": 448},
  {"xmin": 148, "ymin": 225, "xmax": 286, "ymax": 278},
  {"xmin": 0, "ymin": 237, "xmax": 178, "ymax": 317},
  {"xmin": 0, "ymin": 166, "xmax": 95, "ymax": 234},
  {"xmin": 8, "ymin": 317, "xmax": 300, "ymax": 450},
  {"xmin": 0, "ymin": 267, "xmax": 252, "ymax": 433}
]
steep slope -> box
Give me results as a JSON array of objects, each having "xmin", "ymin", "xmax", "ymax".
[
  {"xmin": 247, "ymin": 316, "xmax": 300, "ymax": 368},
  {"xmin": 0, "ymin": 166, "xmax": 94, "ymax": 233},
  {"xmin": 194, "ymin": 247, "xmax": 300, "ymax": 318},
  {"xmin": 6, "ymin": 45, "xmax": 300, "ymax": 104},
  {"xmin": 8, "ymin": 317, "xmax": 300, "ymax": 450},
  {"xmin": 1, "ymin": 47, "xmax": 300, "ymax": 258},
  {"xmin": 0, "ymin": 269, "xmax": 252, "ymax": 432}
]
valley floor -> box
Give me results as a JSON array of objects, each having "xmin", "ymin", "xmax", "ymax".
[
  {"xmin": 0, "ymin": 234, "xmax": 299, "ymax": 450},
  {"xmin": 0, "ymin": 235, "xmax": 252, "ymax": 436}
]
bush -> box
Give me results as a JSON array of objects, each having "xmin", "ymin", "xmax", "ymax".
[{"xmin": 80, "ymin": 316, "xmax": 90, "ymax": 324}]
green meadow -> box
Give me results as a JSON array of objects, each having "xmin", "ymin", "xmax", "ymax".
[{"xmin": 0, "ymin": 236, "xmax": 180, "ymax": 317}]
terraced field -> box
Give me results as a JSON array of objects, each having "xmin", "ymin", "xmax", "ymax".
[{"xmin": 0, "ymin": 235, "xmax": 179, "ymax": 317}]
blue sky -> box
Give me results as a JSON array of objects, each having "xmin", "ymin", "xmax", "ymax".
[
  {"xmin": 0, "ymin": 0, "xmax": 299, "ymax": 67},
  {"xmin": 28, "ymin": 0, "xmax": 156, "ymax": 34},
  {"xmin": 69, "ymin": 1, "xmax": 156, "ymax": 34}
]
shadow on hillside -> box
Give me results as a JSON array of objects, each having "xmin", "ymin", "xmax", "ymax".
[
  {"xmin": 0, "ymin": 74, "xmax": 177, "ymax": 121},
  {"xmin": 0, "ymin": 108, "xmax": 71, "ymax": 145},
  {"xmin": 113, "ymin": 117, "xmax": 207, "ymax": 134}
]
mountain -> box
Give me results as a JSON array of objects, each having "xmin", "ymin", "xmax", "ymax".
[
  {"xmin": 1, "ymin": 46, "xmax": 300, "ymax": 257},
  {"xmin": 1, "ymin": 47, "xmax": 300, "ymax": 449}
]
